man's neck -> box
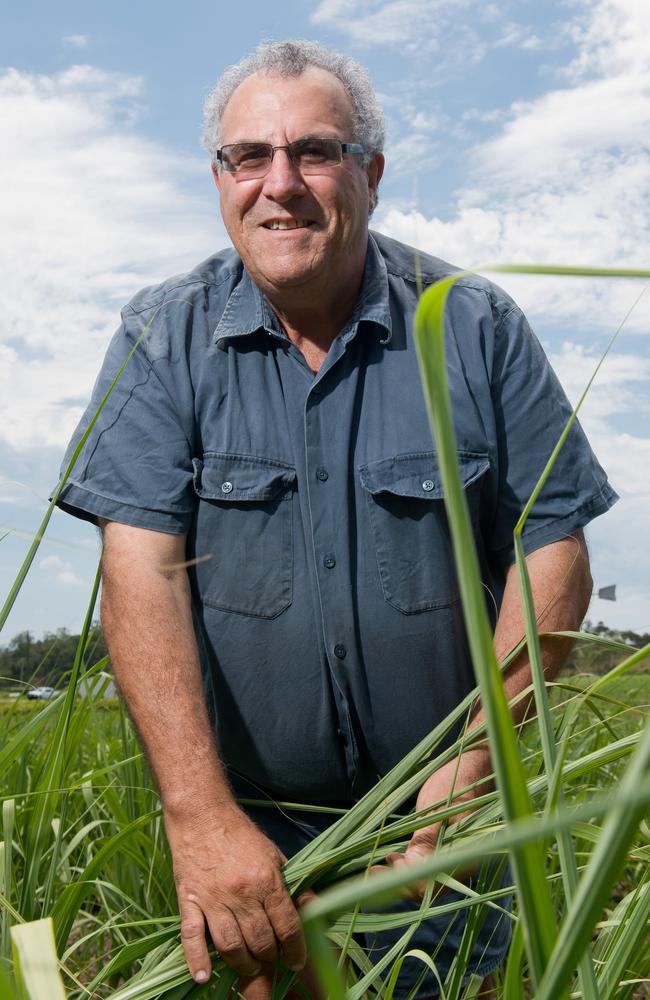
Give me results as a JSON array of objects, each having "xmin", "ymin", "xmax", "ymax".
[{"xmin": 264, "ymin": 266, "xmax": 365, "ymax": 374}]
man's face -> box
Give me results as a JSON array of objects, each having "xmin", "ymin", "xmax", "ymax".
[{"xmin": 213, "ymin": 67, "xmax": 384, "ymax": 299}]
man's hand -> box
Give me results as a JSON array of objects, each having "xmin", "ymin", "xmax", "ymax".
[
  {"xmin": 379, "ymin": 748, "xmax": 493, "ymax": 902},
  {"xmin": 166, "ymin": 801, "xmax": 307, "ymax": 983}
]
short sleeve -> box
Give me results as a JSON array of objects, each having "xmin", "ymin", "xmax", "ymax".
[
  {"xmin": 56, "ymin": 316, "xmax": 195, "ymax": 534},
  {"xmin": 488, "ymin": 305, "xmax": 618, "ymax": 565}
]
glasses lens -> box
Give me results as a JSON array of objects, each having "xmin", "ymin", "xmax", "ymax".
[
  {"xmin": 222, "ymin": 143, "xmax": 272, "ymax": 177},
  {"xmin": 219, "ymin": 137, "xmax": 346, "ymax": 178},
  {"xmin": 291, "ymin": 137, "xmax": 342, "ymax": 172}
]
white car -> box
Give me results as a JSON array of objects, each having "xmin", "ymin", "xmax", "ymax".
[{"xmin": 27, "ymin": 686, "xmax": 58, "ymax": 700}]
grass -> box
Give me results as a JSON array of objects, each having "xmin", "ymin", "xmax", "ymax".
[
  {"xmin": 0, "ymin": 262, "xmax": 649, "ymax": 998},
  {"xmin": 0, "ymin": 666, "xmax": 648, "ymax": 998}
]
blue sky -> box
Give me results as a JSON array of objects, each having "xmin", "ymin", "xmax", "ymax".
[{"xmin": 1, "ymin": 0, "xmax": 649, "ymax": 643}]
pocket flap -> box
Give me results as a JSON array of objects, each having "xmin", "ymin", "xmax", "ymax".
[
  {"xmin": 359, "ymin": 451, "xmax": 489, "ymax": 499},
  {"xmin": 193, "ymin": 453, "xmax": 296, "ymax": 501}
]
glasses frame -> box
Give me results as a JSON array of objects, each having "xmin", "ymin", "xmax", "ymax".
[{"xmin": 215, "ymin": 136, "xmax": 368, "ymax": 179}]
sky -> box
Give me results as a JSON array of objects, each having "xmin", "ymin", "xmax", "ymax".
[{"xmin": 1, "ymin": 0, "xmax": 649, "ymax": 644}]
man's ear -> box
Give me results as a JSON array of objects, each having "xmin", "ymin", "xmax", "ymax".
[
  {"xmin": 366, "ymin": 152, "xmax": 385, "ymax": 209},
  {"xmin": 211, "ymin": 162, "xmax": 222, "ymax": 192}
]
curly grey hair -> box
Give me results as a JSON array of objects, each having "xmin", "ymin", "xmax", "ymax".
[{"xmin": 202, "ymin": 39, "xmax": 386, "ymax": 162}]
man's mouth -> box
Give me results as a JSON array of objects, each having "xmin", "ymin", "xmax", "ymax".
[{"xmin": 262, "ymin": 220, "xmax": 314, "ymax": 230}]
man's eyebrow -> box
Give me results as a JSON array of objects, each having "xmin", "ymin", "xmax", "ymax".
[{"xmin": 224, "ymin": 132, "xmax": 342, "ymax": 145}]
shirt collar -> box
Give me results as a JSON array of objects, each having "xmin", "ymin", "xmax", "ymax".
[{"xmin": 214, "ymin": 233, "xmax": 393, "ymax": 348}]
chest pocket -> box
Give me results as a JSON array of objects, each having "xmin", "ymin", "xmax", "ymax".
[
  {"xmin": 191, "ymin": 453, "xmax": 296, "ymax": 619},
  {"xmin": 359, "ymin": 451, "xmax": 489, "ymax": 614}
]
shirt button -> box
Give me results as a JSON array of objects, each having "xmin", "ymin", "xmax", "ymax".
[
  {"xmin": 323, "ymin": 555, "xmax": 336, "ymax": 569},
  {"xmin": 422, "ymin": 479, "xmax": 434, "ymax": 492},
  {"xmin": 316, "ymin": 467, "xmax": 329, "ymax": 482},
  {"xmin": 221, "ymin": 481, "xmax": 233, "ymax": 494},
  {"xmin": 334, "ymin": 643, "xmax": 347, "ymax": 660}
]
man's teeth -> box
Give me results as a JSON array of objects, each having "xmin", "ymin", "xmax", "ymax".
[{"xmin": 265, "ymin": 220, "xmax": 311, "ymax": 230}]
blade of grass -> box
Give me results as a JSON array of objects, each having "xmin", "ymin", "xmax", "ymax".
[
  {"xmin": 596, "ymin": 879, "xmax": 650, "ymax": 999},
  {"xmin": 414, "ymin": 274, "xmax": 558, "ymax": 987},
  {"xmin": 0, "ymin": 961, "xmax": 18, "ymax": 1000},
  {"xmin": 10, "ymin": 917, "xmax": 66, "ymax": 1000},
  {"xmin": 1, "ymin": 800, "xmax": 15, "ymax": 960},
  {"xmin": 303, "ymin": 917, "xmax": 347, "ymax": 1000},
  {"xmin": 502, "ymin": 919, "xmax": 526, "ymax": 1000},
  {"xmin": 534, "ymin": 716, "xmax": 650, "ymax": 1000},
  {"xmin": 19, "ymin": 565, "xmax": 101, "ymax": 919},
  {"xmin": 512, "ymin": 535, "xmax": 599, "ymax": 1000}
]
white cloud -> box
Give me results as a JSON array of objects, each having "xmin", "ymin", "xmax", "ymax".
[
  {"xmin": 63, "ymin": 35, "xmax": 89, "ymax": 48},
  {"xmin": 39, "ymin": 554, "xmax": 84, "ymax": 587},
  {"xmin": 563, "ymin": 0, "xmax": 650, "ymax": 82},
  {"xmin": 548, "ymin": 343, "xmax": 650, "ymax": 413},
  {"xmin": 311, "ymin": 0, "xmax": 481, "ymax": 55},
  {"xmin": 377, "ymin": 0, "xmax": 650, "ymax": 331},
  {"xmin": 495, "ymin": 23, "xmax": 542, "ymax": 50},
  {"xmin": 462, "ymin": 107, "xmax": 505, "ymax": 124},
  {"xmin": 547, "ymin": 344, "xmax": 650, "ymax": 499},
  {"xmin": 0, "ymin": 65, "xmax": 226, "ymax": 451},
  {"xmin": 311, "ymin": 0, "xmax": 541, "ymax": 58}
]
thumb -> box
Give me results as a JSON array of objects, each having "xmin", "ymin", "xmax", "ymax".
[{"xmin": 404, "ymin": 827, "xmax": 440, "ymax": 861}]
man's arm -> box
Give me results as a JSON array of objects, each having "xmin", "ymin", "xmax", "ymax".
[
  {"xmin": 392, "ymin": 530, "xmax": 593, "ymax": 872},
  {"xmin": 99, "ymin": 520, "xmax": 307, "ymax": 984}
]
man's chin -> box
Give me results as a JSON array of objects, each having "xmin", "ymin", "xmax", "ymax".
[{"xmin": 251, "ymin": 264, "xmax": 324, "ymax": 295}]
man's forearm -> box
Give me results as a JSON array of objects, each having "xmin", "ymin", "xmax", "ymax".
[
  {"xmin": 401, "ymin": 533, "xmax": 594, "ymax": 867},
  {"xmin": 470, "ymin": 530, "xmax": 593, "ymax": 735},
  {"xmin": 100, "ymin": 522, "xmax": 234, "ymax": 819},
  {"xmin": 99, "ymin": 521, "xmax": 309, "ymax": 985}
]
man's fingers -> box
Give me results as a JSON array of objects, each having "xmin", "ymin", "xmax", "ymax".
[
  {"xmin": 236, "ymin": 910, "xmax": 279, "ymax": 964},
  {"xmin": 264, "ymin": 887, "xmax": 307, "ymax": 972},
  {"xmin": 179, "ymin": 895, "xmax": 212, "ymax": 984},
  {"xmin": 205, "ymin": 907, "xmax": 262, "ymax": 978}
]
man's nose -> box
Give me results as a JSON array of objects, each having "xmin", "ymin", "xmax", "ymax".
[{"xmin": 261, "ymin": 148, "xmax": 307, "ymax": 201}]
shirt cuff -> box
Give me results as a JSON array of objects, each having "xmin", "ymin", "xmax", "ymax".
[
  {"xmin": 55, "ymin": 480, "xmax": 192, "ymax": 534},
  {"xmin": 495, "ymin": 481, "xmax": 619, "ymax": 567}
]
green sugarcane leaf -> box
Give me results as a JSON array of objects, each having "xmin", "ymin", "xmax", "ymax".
[
  {"xmin": 50, "ymin": 810, "xmax": 159, "ymax": 951},
  {"xmin": 535, "ymin": 717, "xmax": 650, "ymax": 1000},
  {"xmin": 595, "ymin": 880, "xmax": 650, "ymax": 1000},
  {"xmin": 10, "ymin": 917, "xmax": 66, "ymax": 1000},
  {"xmin": 414, "ymin": 273, "xmax": 558, "ymax": 987}
]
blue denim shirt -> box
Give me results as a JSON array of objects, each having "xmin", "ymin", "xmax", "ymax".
[{"xmin": 58, "ymin": 232, "xmax": 617, "ymax": 801}]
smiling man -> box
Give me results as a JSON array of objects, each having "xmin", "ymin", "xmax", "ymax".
[
  {"xmin": 213, "ymin": 61, "xmax": 383, "ymax": 374},
  {"xmin": 57, "ymin": 40, "xmax": 617, "ymax": 1000}
]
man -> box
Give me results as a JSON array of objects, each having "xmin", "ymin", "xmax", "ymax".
[{"xmin": 57, "ymin": 40, "xmax": 617, "ymax": 999}]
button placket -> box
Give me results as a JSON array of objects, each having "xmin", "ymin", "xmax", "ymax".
[{"xmin": 302, "ymin": 353, "xmax": 361, "ymax": 791}]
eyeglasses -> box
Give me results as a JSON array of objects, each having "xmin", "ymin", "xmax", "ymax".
[{"xmin": 215, "ymin": 136, "xmax": 368, "ymax": 180}]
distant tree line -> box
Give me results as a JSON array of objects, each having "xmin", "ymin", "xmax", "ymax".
[
  {"xmin": 567, "ymin": 619, "xmax": 649, "ymax": 676},
  {"xmin": 0, "ymin": 620, "xmax": 647, "ymax": 689},
  {"xmin": 0, "ymin": 625, "xmax": 108, "ymax": 687}
]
